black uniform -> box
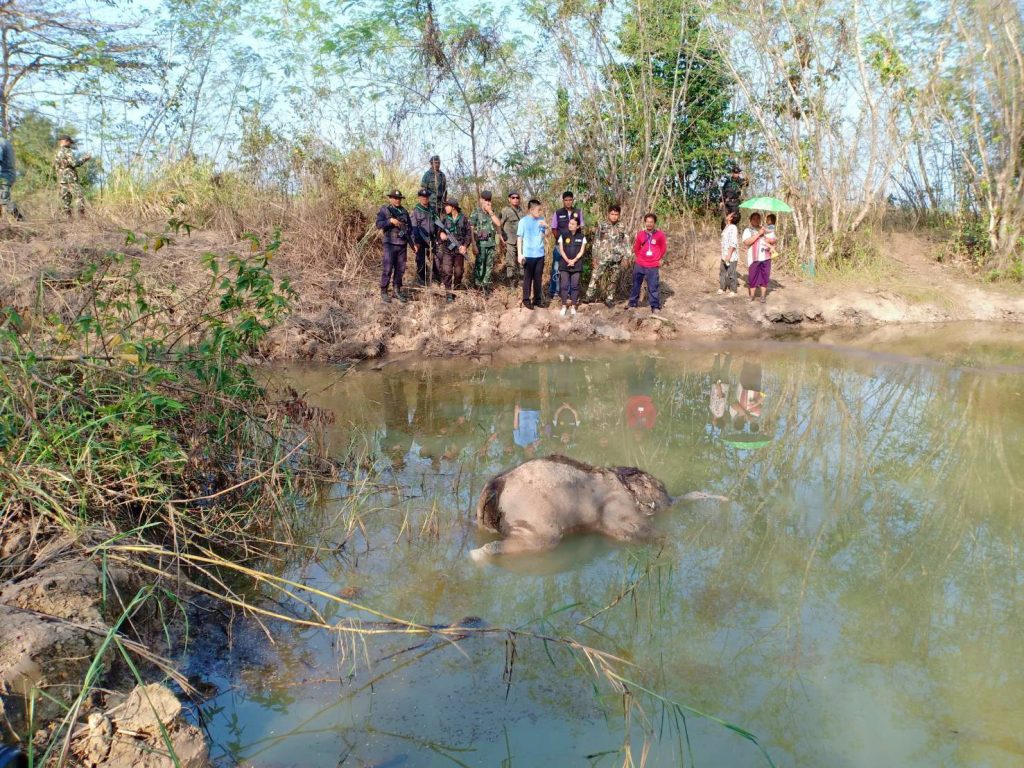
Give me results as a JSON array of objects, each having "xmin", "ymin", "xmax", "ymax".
[
  {"xmin": 558, "ymin": 233, "xmax": 586, "ymax": 305},
  {"xmin": 721, "ymin": 176, "xmax": 746, "ymax": 215},
  {"xmin": 375, "ymin": 204, "xmax": 411, "ymax": 294},
  {"xmin": 549, "ymin": 206, "xmax": 583, "ymax": 297},
  {"xmin": 410, "ymin": 203, "xmax": 437, "ymax": 284}
]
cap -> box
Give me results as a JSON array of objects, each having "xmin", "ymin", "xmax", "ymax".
[
  {"xmin": 58, "ymin": 135, "xmax": 76, "ymax": 144},
  {"xmin": 386, "ymin": 189, "xmax": 404, "ymax": 199},
  {"xmin": 562, "ymin": 190, "xmax": 574, "ymax": 199},
  {"xmin": 730, "ymin": 164, "xmax": 741, "ymax": 173},
  {"xmin": 430, "ymin": 154, "xmax": 441, "ymax": 162},
  {"xmin": 416, "ymin": 188, "xmax": 429, "ymax": 197},
  {"xmin": 508, "ymin": 191, "xmax": 521, "ymax": 198},
  {"xmin": 480, "ymin": 190, "xmax": 492, "ymax": 201},
  {"xmin": 445, "ymin": 197, "xmax": 460, "ymax": 209}
]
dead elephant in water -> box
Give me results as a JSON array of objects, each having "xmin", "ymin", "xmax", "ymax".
[{"xmin": 471, "ymin": 455, "xmax": 725, "ymax": 559}]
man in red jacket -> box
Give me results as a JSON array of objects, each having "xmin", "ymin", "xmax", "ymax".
[{"xmin": 628, "ymin": 213, "xmax": 666, "ymax": 313}]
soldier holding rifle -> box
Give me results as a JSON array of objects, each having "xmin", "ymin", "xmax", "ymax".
[{"xmin": 375, "ymin": 189, "xmax": 411, "ymax": 303}]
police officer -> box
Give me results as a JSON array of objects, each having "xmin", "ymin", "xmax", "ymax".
[
  {"xmin": 720, "ymin": 164, "xmax": 747, "ymax": 218},
  {"xmin": 469, "ymin": 189, "xmax": 501, "ymax": 294},
  {"xmin": 437, "ymin": 198, "xmax": 471, "ymax": 302},
  {"xmin": 409, "ymin": 188, "xmax": 436, "ymax": 285},
  {"xmin": 548, "ymin": 191, "xmax": 583, "ymax": 299},
  {"xmin": 375, "ymin": 189, "xmax": 411, "ymax": 303},
  {"xmin": 0, "ymin": 136, "xmax": 23, "ymax": 221},
  {"xmin": 500, "ymin": 191, "xmax": 524, "ymax": 285},
  {"xmin": 420, "ymin": 155, "xmax": 448, "ymax": 215}
]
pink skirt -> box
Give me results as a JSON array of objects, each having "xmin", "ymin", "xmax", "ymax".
[{"xmin": 748, "ymin": 259, "xmax": 772, "ymax": 288}]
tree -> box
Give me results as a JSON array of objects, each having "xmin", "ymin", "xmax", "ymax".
[
  {"xmin": 0, "ymin": 1, "xmax": 152, "ymax": 135},
  {"xmin": 930, "ymin": 0, "xmax": 1023, "ymax": 268}
]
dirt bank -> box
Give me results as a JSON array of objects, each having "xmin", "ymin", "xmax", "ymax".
[
  {"xmin": 2, "ymin": 221, "xmax": 1022, "ymax": 365},
  {"xmin": 0, "ymin": 520, "xmax": 209, "ymax": 767}
]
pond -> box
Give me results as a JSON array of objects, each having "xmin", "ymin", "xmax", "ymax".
[{"xmin": 189, "ymin": 325, "xmax": 1024, "ymax": 768}]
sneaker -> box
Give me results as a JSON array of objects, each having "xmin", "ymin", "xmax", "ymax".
[
  {"xmin": 559, "ymin": 306, "xmax": 567, "ymax": 317},
  {"xmin": 652, "ymin": 308, "xmax": 660, "ymax": 314},
  {"xmin": 570, "ymin": 306, "xmax": 577, "ymax": 316},
  {"xmin": 717, "ymin": 289, "xmax": 724, "ymax": 295},
  {"xmin": 521, "ymin": 300, "xmax": 534, "ymax": 311},
  {"xmin": 626, "ymin": 304, "xmax": 636, "ymax": 310},
  {"xmin": 726, "ymin": 292, "xmax": 735, "ymax": 298},
  {"xmin": 380, "ymin": 291, "xmax": 390, "ymax": 304}
]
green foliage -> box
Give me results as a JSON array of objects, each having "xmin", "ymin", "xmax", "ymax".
[{"xmin": 0, "ymin": 227, "xmax": 316, "ymax": 549}]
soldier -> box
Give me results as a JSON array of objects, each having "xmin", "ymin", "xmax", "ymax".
[
  {"xmin": 0, "ymin": 136, "xmax": 23, "ymax": 221},
  {"xmin": 375, "ymin": 190, "xmax": 412, "ymax": 303},
  {"xmin": 54, "ymin": 135, "xmax": 91, "ymax": 219},
  {"xmin": 500, "ymin": 191, "xmax": 524, "ymax": 285},
  {"xmin": 469, "ymin": 189, "xmax": 502, "ymax": 294},
  {"xmin": 548, "ymin": 191, "xmax": 583, "ymax": 299},
  {"xmin": 720, "ymin": 164, "xmax": 747, "ymax": 219},
  {"xmin": 420, "ymin": 155, "xmax": 448, "ymax": 215},
  {"xmin": 436, "ymin": 197, "xmax": 471, "ymax": 303},
  {"xmin": 584, "ymin": 205, "xmax": 630, "ymax": 307},
  {"xmin": 409, "ymin": 188, "xmax": 436, "ymax": 285}
]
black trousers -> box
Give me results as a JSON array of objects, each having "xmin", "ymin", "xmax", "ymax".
[
  {"xmin": 381, "ymin": 243, "xmax": 407, "ymax": 291},
  {"xmin": 522, "ymin": 258, "xmax": 544, "ymax": 304}
]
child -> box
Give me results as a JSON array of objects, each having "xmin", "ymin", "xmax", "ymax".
[
  {"xmin": 719, "ymin": 211, "xmax": 739, "ymax": 296},
  {"xmin": 558, "ymin": 217, "xmax": 587, "ymax": 316},
  {"xmin": 628, "ymin": 213, "xmax": 666, "ymax": 314},
  {"xmin": 765, "ymin": 213, "xmax": 778, "ymax": 256}
]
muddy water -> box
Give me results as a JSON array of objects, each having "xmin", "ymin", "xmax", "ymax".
[{"xmin": 193, "ymin": 326, "xmax": 1024, "ymax": 767}]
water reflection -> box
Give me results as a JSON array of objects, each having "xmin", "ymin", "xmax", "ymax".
[{"xmin": 195, "ymin": 336, "xmax": 1024, "ymax": 767}]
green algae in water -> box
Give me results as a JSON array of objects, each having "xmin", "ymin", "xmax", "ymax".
[{"xmin": 190, "ymin": 329, "xmax": 1024, "ymax": 768}]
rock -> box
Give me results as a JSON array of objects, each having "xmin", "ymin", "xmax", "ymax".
[
  {"xmin": 594, "ymin": 324, "xmax": 631, "ymax": 341},
  {"xmin": 80, "ymin": 684, "xmax": 210, "ymax": 768},
  {"xmin": 766, "ymin": 309, "xmax": 804, "ymax": 324}
]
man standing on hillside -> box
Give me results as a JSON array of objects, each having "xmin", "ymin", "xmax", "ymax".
[
  {"xmin": 421, "ymin": 155, "xmax": 448, "ymax": 215},
  {"xmin": 720, "ymin": 164, "xmax": 747, "ymax": 218},
  {"xmin": 375, "ymin": 189, "xmax": 411, "ymax": 303},
  {"xmin": 469, "ymin": 189, "xmax": 501, "ymax": 294},
  {"xmin": 410, "ymin": 188, "xmax": 436, "ymax": 285},
  {"xmin": 584, "ymin": 204, "xmax": 629, "ymax": 306},
  {"xmin": 549, "ymin": 191, "xmax": 583, "ymax": 299},
  {"xmin": 54, "ymin": 135, "xmax": 91, "ymax": 219},
  {"xmin": 0, "ymin": 136, "xmax": 23, "ymax": 221},
  {"xmin": 500, "ymin": 191, "xmax": 524, "ymax": 285}
]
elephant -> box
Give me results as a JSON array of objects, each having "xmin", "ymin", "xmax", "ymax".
[{"xmin": 470, "ymin": 455, "xmax": 725, "ymax": 559}]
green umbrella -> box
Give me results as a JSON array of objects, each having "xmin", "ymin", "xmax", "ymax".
[
  {"xmin": 721, "ymin": 432, "xmax": 773, "ymax": 450},
  {"xmin": 739, "ymin": 196, "xmax": 793, "ymax": 213}
]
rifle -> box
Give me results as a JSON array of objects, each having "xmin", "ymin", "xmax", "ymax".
[
  {"xmin": 434, "ymin": 215, "xmax": 461, "ymax": 252},
  {"xmin": 388, "ymin": 205, "xmax": 410, "ymax": 239}
]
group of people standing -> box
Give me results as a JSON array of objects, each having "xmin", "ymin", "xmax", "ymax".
[
  {"xmin": 374, "ymin": 155, "xmax": 669, "ymax": 313},
  {"xmin": 718, "ymin": 164, "xmax": 777, "ymax": 303}
]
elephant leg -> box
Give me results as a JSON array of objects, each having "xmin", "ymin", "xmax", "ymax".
[{"xmin": 470, "ymin": 532, "xmax": 561, "ymax": 561}]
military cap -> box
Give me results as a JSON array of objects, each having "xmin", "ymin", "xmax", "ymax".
[
  {"xmin": 445, "ymin": 197, "xmax": 460, "ymax": 209},
  {"xmin": 730, "ymin": 164, "xmax": 741, "ymax": 173},
  {"xmin": 480, "ymin": 190, "xmax": 493, "ymax": 201},
  {"xmin": 416, "ymin": 188, "xmax": 429, "ymax": 197},
  {"xmin": 561, "ymin": 190, "xmax": 574, "ymax": 199},
  {"xmin": 386, "ymin": 189, "xmax": 404, "ymax": 199},
  {"xmin": 430, "ymin": 154, "xmax": 441, "ymax": 162},
  {"xmin": 58, "ymin": 135, "xmax": 76, "ymax": 144}
]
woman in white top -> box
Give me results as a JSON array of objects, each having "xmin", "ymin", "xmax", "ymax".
[
  {"xmin": 719, "ymin": 211, "xmax": 739, "ymax": 296},
  {"xmin": 742, "ymin": 211, "xmax": 772, "ymax": 303}
]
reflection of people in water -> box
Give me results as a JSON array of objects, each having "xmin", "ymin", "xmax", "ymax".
[
  {"xmin": 709, "ymin": 352, "xmax": 733, "ymax": 431},
  {"xmin": 380, "ymin": 374, "xmax": 413, "ymax": 470},
  {"xmin": 730, "ymin": 360, "xmax": 766, "ymax": 432},
  {"xmin": 513, "ymin": 364, "xmax": 547, "ymax": 456},
  {"xmin": 625, "ymin": 356, "xmax": 658, "ymax": 430}
]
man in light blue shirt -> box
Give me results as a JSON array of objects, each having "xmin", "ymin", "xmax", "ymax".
[{"xmin": 517, "ymin": 198, "xmax": 548, "ymax": 310}]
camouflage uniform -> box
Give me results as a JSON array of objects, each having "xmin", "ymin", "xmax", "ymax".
[
  {"xmin": 54, "ymin": 145, "xmax": 88, "ymax": 217},
  {"xmin": 584, "ymin": 220, "xmax": 630, "ymax": 303},
  {"xmin": 499, "ymin": 201, "xmax": 523, "ymax": 282},
  {"xmin": 469, "ymin": 205, "xmax": 499, "ymax": 290}
]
